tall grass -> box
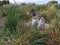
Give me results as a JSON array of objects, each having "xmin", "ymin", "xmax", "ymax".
[
  {"xmin": 4, "ymin": 5, "xmax": 19, "ymax": 35},
  {"xmin": 1, "ymin": 2, "xmax": 60, "ymax": 45}
]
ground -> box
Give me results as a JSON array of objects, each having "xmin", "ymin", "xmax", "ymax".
[{"xmin": 0, "ymin": 17, "xmax": 5, "ymax": 27}]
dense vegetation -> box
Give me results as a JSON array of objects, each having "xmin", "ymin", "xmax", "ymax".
[{"xmin": 0, "ymin": 1, "xmax": 60, "ymax": 45}]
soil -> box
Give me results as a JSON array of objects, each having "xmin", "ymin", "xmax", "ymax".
[{"xmin": 0, "ymin": 17, "xmax": 6, "ymax": 28}]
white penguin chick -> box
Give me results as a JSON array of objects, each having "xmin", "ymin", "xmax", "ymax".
[
  {"xmin": 37, "ymin": 17, "xmax": 45, "ymax": 29},
  {"xmin": 32, "ymin": 17, "xmax": 37, "ymax": 27}
]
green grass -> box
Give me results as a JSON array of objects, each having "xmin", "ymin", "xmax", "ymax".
[{"xmin": 0, "ymin": 2, "xmax": 60, "ymax": 45}]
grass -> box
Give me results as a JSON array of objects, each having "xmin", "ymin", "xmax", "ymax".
[{"xmin": 0, "ymin": 2, "xmax": 60, "ymax": 45}]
